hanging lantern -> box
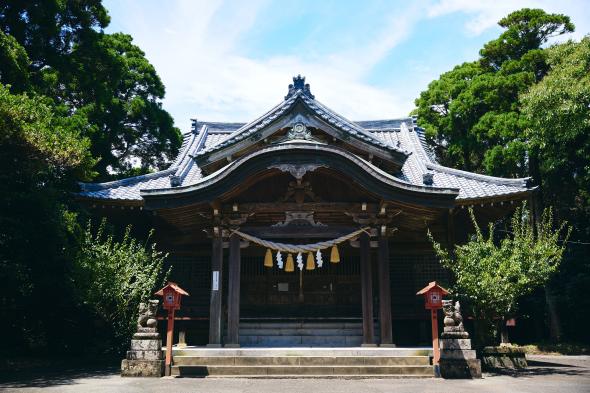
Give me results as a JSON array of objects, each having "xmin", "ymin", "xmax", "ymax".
[
  {"xmin": 330, "ymin": 245, "xmax": 340, "ymax": 263},
  {"xmin": 285, "ymin": 254, "xmax": 295, "ymax": 272},
  {"xmin": 306, "ymin": 252, "xmax": 315, "ymax": 270},
  {"xmin": 264, "ymin": 249, "xmax": 273, "ymax": 268}
]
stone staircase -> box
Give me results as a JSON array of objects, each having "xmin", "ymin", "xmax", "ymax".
[
  {"xmin": 236, "ymin": 320, "xmax": 379, "ymax": 347},
  {"xmin": 170, "ymin": 347, "xmax": 434, "ymax": 378}
]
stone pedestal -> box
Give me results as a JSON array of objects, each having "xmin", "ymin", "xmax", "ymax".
[
  {"xmin": 438, "ymin": 300, "xmax": 481, "ymax": 379},
  {"xmin": 439, "ymin": 338, "xmax": 482, "ymax": 379},
  {"xmin": 482, "ymin": 346, "xmax": 527, "ymax": 370},
  {"xmin": 121, "ymin": 328, "xmax": 164, "ymax": 377}
]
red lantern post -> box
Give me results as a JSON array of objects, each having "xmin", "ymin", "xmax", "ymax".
[
  {"xmin": 416, "ymin": 281, "xmax": 449, "ymax": 367},
  {"xmin": 155, "ymin": 282, "xmax": 189, "ymax": 376}
]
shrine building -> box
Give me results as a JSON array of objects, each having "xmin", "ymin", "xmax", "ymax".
[{"xmin": 79, "ymin": 75, "xmax": 535, "ymax": 348}]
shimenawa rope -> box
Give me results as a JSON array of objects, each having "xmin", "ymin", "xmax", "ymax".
[{"xmin": 230, "ymin": 227, "xmax": 370, "ymax": 253}]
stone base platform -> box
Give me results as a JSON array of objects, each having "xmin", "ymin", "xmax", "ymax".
[
  {"xmin": 439, "ymin": 339, "xmax": 482, "ymax": 379},
  {"xmin": 121, "ymin": 327, "xmax": 164, "ymax": 377},
  {"xmin": 439, "ymin": 358, "xmax": 482, "ymax": 379},
  {"xmin": 482, "ymin": 346, "xmax": 527, "ymax": 370},
  {"xmin": 167, "ymin": 347, "xmax": 434, "ymax": 378},
  {"xmin": 121, "ymin": 359, "xmax": 164, "ymax": 377}
]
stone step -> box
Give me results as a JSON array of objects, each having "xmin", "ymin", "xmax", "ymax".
[
  {"xmin": 238, "ymin": 328, "xmax": 368, "ymax": 336},
  {"xmin": 238, "ymin": 322, "xmax": 372, "ymax": 329},
  {"xmin": 168, "ymin": 374, "xmax": 434, "ymax": 379},
  {"xmin": 170, "ymin": 347, "xmax": 432, "ymax": 357},
  {"xmin": 173, "ymin": 355, "xmax": 431, "ymax": 366},
  {"xmin": 239, "ymin": 335, "xmax": 365, "ymax": 347},
  {"xmin": 171, "ymin": 365, "xmax": 434, "ymax": 377},
  {"xmin": 235, "ymin": 321, "xmax": 380, "ymax": 347}
]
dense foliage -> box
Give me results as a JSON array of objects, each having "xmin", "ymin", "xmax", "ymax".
[
  {"xmin": 521, "ymin": 37, "xmax": 590, "ymax": 239},
  {"xmin": 520, "ymin": 37, "xmax": 590, "ymax": 342},
  {"xmin": 415, "ymin": 9, "xmax": 573, "ymax": 178},
  {"xmin": 416, "ymin": 8, "xmax": 589, "ymax": 343},
  {"xmin": 429, "ymin": 206, "xmax": 570, "ymax": 345},
  {"xmin": 0, "ymin": 0, "xmax": 181, "ymax": 178},
  {"xmin": 73, "ymin": 221, "xmax": 169, "ymax": 353},
  {"xmin": 0, "ymin": 83, "xmax": 94, "ymax": 352},
  {"xmin": 0, "ymin": 0, "xmax": 175, "ymax": 355}
]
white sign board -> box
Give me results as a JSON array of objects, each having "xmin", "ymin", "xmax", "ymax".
[{"xmin": 212, "ymin": 271, "xmax": 219, "ymax": 291}]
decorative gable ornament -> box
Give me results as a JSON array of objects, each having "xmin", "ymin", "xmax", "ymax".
[
  {"xmin": 288, "ymin": 122, "xmax": 312, "ymax": 140},
  {"xmin": 285, "ymin": 74, "xmax": 314, "ymax": 99},
  {"xmin": 422, "ymin": 172, "xmax": 434, "ymax": 186}
]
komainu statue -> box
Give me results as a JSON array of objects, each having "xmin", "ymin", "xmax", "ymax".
[
  {"xmin": 122, "ymin": 299, "xmax": 163, "ymax": 377},
  {"xmin": 441, "ymin": 300, "xmax": 469, "ymax": 339},
  {"xmin": 439, "ymin": 299, "xmax": 482, "ymax": 378},
  {"xmin": 137, "ymin": 299, "xmax": 159, "ymax": 330}
]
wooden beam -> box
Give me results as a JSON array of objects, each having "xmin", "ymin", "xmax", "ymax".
[
  {"xmin": 378, "ymin": 236, "xmax": 393, "ymax": 346},
  {"xmin": 225, "ymin": 202, "xmax": 380, "ymax": 214},
  {"xmin": 207, "ymin": 236, "xmax": 223, "ymax": 347},
  {"xmin": 226, "ymin": 233, "xmax": 241, "ymax": 347},
  {"xmin": 238, "ymin": 225, "xmax": 377, "ymax": 240},
  {"xmin": 360, "ymin": 232, "xmax": 376, "ymax": 346}
]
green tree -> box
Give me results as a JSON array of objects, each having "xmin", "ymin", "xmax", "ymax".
[
  {"xmin": 0, "ymin": 0, "xmax": 180, "ymax": 354},
  {"xmin": 415, "ymin": 8, "xmax": 573, "ymax": 178},
  {"xmin": 0, "ymin": 30, "xmax": 30, "ymax": 92},
  {"xmin": 429, "ymin": 205, "xmax": 570, "ymax": 345},
  {"xmin": 0, "ymin": 1, "xmax": 181, "ymax": 178},
  {"xmin": 73, "ymin": 220, "xmax": 169, "ymax": 354},
  {"xmin": 521, "ymin": 37, "xmax": 590, "ymax": 343},
  {"xmin": 68, "ymin": 32, "xmax": 182, "ymax": 177},
  {"xmin": 521, "ymin": 37, "xmax": 590, "ymax": 238},
  {"xmin": 0, "ymin": 83, "xmax": 95, "ymax": 352}
]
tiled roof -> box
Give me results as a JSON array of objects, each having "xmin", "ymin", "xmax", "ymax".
[
  {"xmin": 79, "ymin": 77, "xmax": 533, "ymax": 203},
  {"xmin": 192, "ymin": 91, "xmax": 407, "ymax": 161}
]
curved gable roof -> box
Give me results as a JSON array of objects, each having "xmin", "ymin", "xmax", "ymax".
[
  {"xmin": 79, "ymin": 75, "xmax": 534, "ymax": 204},
  {"xmin": 193, "ymin": 82, "xmax": 409, "ymax": 167}
]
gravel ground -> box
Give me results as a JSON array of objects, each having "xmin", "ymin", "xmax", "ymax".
[{"xmin": 0, "ymin": 355, "xmax": 588, "ymax": 393}]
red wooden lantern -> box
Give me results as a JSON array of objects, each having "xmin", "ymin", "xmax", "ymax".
[
  {"xmin": 417, "ymin": 281, "xmax": 449, "ymax": 310},
  {"xmin": 416, "ymin": 281, "xmax": 449, "ymax": 369},
  {"xmin": 155, "ymin": 282, "xmax": 189, "ymax": 376},
  {"xmin": 155, "ymin": 282, "xmax": 189, "ymax": 311}
]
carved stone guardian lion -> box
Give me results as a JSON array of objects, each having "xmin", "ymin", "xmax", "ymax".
[
  {"xmin": 137, "ymin": 299, "xmax": 159, "ymax": 330},
  {"xmin": 121, "ymin": 299, "xmax": 164, "ymax": 377}
]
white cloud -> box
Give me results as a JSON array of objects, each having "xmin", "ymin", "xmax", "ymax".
[
  {"xmin": 106, "ymin": 0, "xmax": 590, "ymax": 132},
  {"xmin": 106, "ymin": 0, "xmax": 426, "ymax": 130},
  {"xmin": 428, "ymin": 0, "xmax": 588, "ymax": 39}
]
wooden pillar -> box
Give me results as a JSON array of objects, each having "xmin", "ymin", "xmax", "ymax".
[
  {"xmin": 378, "ymin": 235, "xmax": 394, "ymax": 346},
  {"xmin": 446, "ymin": 208, "xmax": 455, "ymax": 255},
  {"xmin": 226, "ymin": 233, "xmax": 241, "ymax": 347},
  {"xmin": 360, "ymin": 232, "xmax": 376, "ymax": 346},
  {"xmin": 207, "ymin": 235, "xmax": 223, "ymax": 347},
  {"xmin": 431, "ymin": 309, "xmax": 440, "ymax": 365}
]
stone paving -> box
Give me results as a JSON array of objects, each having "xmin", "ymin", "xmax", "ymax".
[{"xmin": 0, "ymin": 355, "xmax": 588, "ymax": 393}]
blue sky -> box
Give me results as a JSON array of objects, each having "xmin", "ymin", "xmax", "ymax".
[{"xmin": 104, "ymin": 0, "xmax": 589, "ymax": 132}]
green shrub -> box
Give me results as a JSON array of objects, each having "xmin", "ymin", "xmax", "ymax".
[
  {"xmin": 73, "ymin": 219, "xmax": 169, "ymax": 354},
  {"xmin": 429, "ymin": 204, "xmax": 570, "ymax": 345}
]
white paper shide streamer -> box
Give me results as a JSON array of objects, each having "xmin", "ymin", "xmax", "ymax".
[
  {"xmin": 316, "ymin": 249, "xmax": 323, "ymax": 268},
  {"xmin": 296, "ymin": 252, "xmax": 303, "ymax": 271}
]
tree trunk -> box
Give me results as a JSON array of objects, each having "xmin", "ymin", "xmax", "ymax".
[
  {"xmin": 500, "ymin": 318, "xmax": 510, "ymax": 344},
  {"xmin": 545, "ymin": 286, "xmax": 562, "ymax": 342}
]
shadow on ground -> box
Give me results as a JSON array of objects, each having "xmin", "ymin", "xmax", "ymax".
[
  {"xmin": 0, "ymin": 364, "xmax": 119, "ymax": 388},
  {"xmin": 485, "ymin": 358, "xmax": 590, "ymax": 378}
]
